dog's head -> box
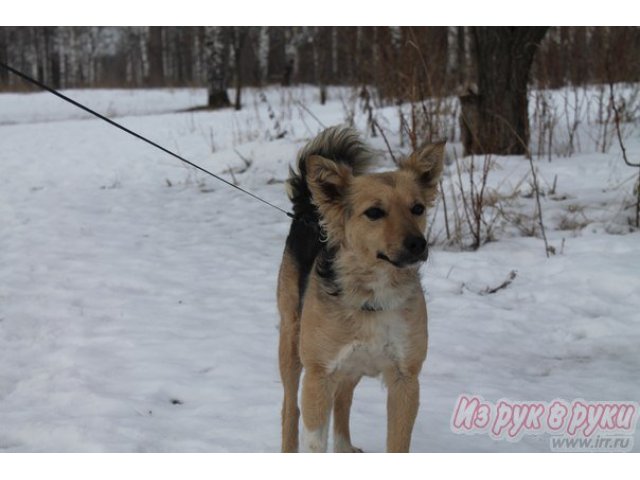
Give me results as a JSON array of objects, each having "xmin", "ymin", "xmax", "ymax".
[{"xmin": 307, "ymin": 141, "xmax": 445, "ymax": 269}]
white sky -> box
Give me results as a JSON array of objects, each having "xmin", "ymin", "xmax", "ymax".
[{"xmin": 1, "ymin": 1, "xmax": 632, "ymax": 28}]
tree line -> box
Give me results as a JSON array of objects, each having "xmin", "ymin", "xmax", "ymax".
[
  {"xmin": 1, "ymin": 26, "xmax": 639, "ymax": 157},
  {"xmin": 2, "ymin": 27, "xmax": 639, "ymax": 94}
]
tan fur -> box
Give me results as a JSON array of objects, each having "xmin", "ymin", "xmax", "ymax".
[
  {"xmin": 276, "ymin": 252, "xmax": 303, "ymax": 453},
  {"xmin": 277, "ymin": 133, "xmax": 445, "ymax": 453}
]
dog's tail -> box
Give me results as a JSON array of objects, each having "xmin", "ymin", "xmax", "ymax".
[{"xmin": 285, "ymin": 125, "xmax": 375, "ymax": 220}]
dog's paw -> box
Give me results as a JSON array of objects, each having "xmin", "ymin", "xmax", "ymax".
[{"xmin": 334, "ymin": 440, "xmax": 364, "ymax": 453}]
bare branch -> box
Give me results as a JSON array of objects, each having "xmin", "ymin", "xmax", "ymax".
[
  {"xmin": 527, "ymin": 155, "xmax": 553, "ymax": 257},
  {"xmin": 481, "ymin": 270, "xmax": 518, "ymax": 295},
  {"xmin": 372, "ymin": 118, "xmax": 398, "ymax": 165},
  {"xmin": 295, "ymin": 100, "xmax": 326, "ymax": 129}
]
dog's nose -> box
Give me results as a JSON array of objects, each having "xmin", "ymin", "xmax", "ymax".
[{"xmin": 404, "ymin": 235, "xmax": 427, "ymax": 256}]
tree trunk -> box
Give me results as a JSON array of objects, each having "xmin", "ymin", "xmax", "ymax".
[
  {"xmin": 176, "ymin": 28, "xmax": 193, "ymax": 84},
  {"xmin": 571, "ymin": 27, "xmax": 588, "ymax": 86},
  {"xmin": 42, "ymin": 27, "xmax": 60, "ymax": 89},
  {"xmin": 231, "ymin": 27, "xmax": 249, "ymax": 111},
  {"xmin": 423, "ymin": 26, "xmax": 449, "ymax": 96},
  {"xmin": 460, "ymin": 27, "xmax": 548, "ymax": 156},
  {"xmin": 267, "ymin": 27, "xmax": 285, "ymax": 84},
  {"xmin": 311, "ymin": 27, "xmax": 331, "ymax": 105},
  {"xmin": 147, "ymin": 26, "xmax": 164, "ymax": 86},
  {"xmin": 282, "ymin": 27, "xmax": 302, "ymax": 86},
  {"xmin": 456, "ymin": 26, "xmax": 466, "ymax": 86},
  {"xmin": 0, "ymin": 28, "xmax": 8, "ymax": 85},
  {"xmin": 49, "ymin": 28, "xmax": 61, "ymax": 89},
  {"xmin": 205, "ymin": 26, "xmax": 231, "ymax": 109},
  {"xmin": 257, "ymin": 26, "xmax": 269, "ymax": 85}
]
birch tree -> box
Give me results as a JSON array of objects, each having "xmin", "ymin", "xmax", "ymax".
[{"xmin": 204, "ymin": 26, "xmax": 231, "ymax": 109}]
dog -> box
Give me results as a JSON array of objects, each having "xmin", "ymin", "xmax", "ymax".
[{"xmin": 277, "ymin": 126, "xmax": 444, "ymax": 452}]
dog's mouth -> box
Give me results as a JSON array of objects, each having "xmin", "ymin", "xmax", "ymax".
[
  {"xmin": 377, "ymin": 251, "xmax": 428, "ymax": 268},
  {"xmin": 376, "ymin": 252, "xmax": 401, "ymax": 267}
]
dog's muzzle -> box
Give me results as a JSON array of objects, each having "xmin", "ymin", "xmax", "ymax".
[{"xmin": 377, "ymin": 235, "xmax": 428, "ymax": 268}]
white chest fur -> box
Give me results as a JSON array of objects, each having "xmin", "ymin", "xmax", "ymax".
[{"xmin": 327, "ymin": 311, "xmax": 409, "ymax": 378}]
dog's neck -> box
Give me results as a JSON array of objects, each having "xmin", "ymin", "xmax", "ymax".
[{"xmin": 332, "ymin": 249, "xmax": 422, "ymax": 312}]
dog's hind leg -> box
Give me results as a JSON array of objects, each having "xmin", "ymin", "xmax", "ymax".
[
  {"xmin": 277, "ymin": 254, "xmax": 303, "ymax": 453},
  {"xmin": 279, "ymin": 313, "xmax": 302, "ymax": 452},
  {"xmin": 333, "ymin": 376, "xmax": 362, "ymax": 453}
]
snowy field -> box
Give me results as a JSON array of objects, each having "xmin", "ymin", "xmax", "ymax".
[{"xmin": 1, "ymin": 86, "xmax": 639, "ymax": 452}]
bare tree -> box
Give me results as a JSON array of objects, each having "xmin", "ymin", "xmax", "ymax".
[
  {"xmin": 308, "ymin": 27, "xmax": 332, "ymax": 104},
  {"xmin": 282, "ymin": 27, "xmax": 305, "ymax": 86},
  {"xmin": 0, "ymin": 28, "xmax": 7, "ymax": 85},
  {"xmin": 230, "ymin": 27, "xmax": 250, "ymax": 111},
  {"xmin": 455, "ymin": 26, "xmax": 467, "ymax": 86},
  {"xmin": 205, "ymin": 26, "xmax": 231, "ymax": 109},
  {"xmin": 120, "ymin": 27, "xmax": 147, "ymax": 86},
  {"xmin": 256, "ymin": 26, "xmax": 269, "ymax": 85},
  {"xmin": 460, "ymin": 27, "xmax": 549, "ymax": 156},
  {"xmin": 4, "ymin": 26, "xmax": 640, "ymax": 94},
  {"xmin": 265, "ymin": 27, "xmax": 286, "ymax": 84},
  {"xmin": 147, "ymin": 26, "xmax": 164, "ymax": 86}
]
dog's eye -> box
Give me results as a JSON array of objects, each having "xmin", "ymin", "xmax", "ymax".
[
  {"xmin": 364, "ymin": 207, "xmax": 386, "ymax": 220},
  {"xmin": 411, "ymin": 203, "xmax": 425, "ymax": 215}
]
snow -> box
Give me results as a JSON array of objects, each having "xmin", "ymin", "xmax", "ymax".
[
  {"xmin": 0, "ymin": 88, "xmax": 205, "ymax": 125},
  {"xmin": 1, "ymin": 86, "xmax": 639, "ymax": 452}
]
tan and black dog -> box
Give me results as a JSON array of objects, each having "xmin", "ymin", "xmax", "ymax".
[{"xmin": 277, "ymin": 126, "xmax": 444, "ymax": 452}]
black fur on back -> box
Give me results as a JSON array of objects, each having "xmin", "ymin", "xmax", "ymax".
[{"xmin": 284, "ymin": 126, "xmax": 375, "ymax": 309}]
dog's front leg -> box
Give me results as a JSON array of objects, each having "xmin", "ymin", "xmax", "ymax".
[
  {"xmin": 333, "ymin": 377, "xmax": 362, "ymax": 453},
  {"xmin": 301, "ymin": 367, "xmax": 333, "ymax": 452},
  {"xmin": 385, "ymin": 370, "xmax": 420, "ymax": 453}
]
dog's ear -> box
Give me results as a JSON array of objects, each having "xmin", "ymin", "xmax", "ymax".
[
  {"xmin": 306, "ymin": 155, "xmax": 352, "ymax": 210},
  {"xmin": 306, "ymin": 155, "xmax": 352, "ymax": 242},
  {"xmin": 401, "ymin": 141, "xmax": 445, "ymax": 205}
]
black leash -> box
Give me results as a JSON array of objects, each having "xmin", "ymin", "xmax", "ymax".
[{"xmin": 0, "ymin": 60, "xmax": 294, "ymax": 219}]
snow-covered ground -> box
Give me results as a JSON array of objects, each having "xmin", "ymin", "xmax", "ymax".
[
  {"xmin": 1, "ymin": 86, "xmax": 639, "ymax": 452},
  {"xmin": 0, "ymin": 87, "xmax": 204, "ymax": 125}
]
